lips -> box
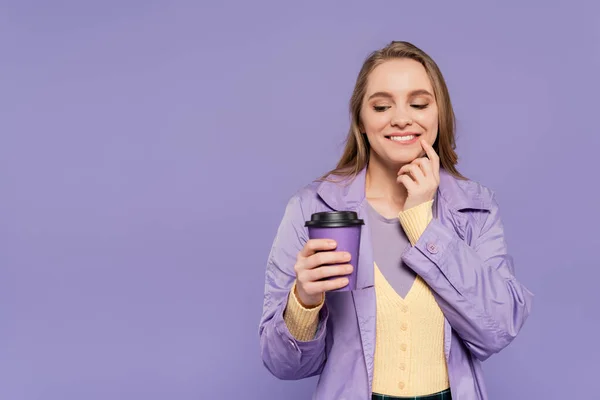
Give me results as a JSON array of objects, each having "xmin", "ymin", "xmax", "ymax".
[{"xmin": 385, "ymin": 133, "xmax": 421, "ymax": 143}]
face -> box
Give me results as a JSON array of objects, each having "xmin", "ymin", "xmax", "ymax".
[{"xmin": 360, "ymin": 58, "xmax": 439, "ymax": 168}]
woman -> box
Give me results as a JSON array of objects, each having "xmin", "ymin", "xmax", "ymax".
[{"xmin": 258, "ymin": 41, "xmax": 533, "ymax": 400}]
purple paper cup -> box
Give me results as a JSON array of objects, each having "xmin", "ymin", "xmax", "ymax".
[{"xmin": 305, "ymin": 211, "xmax": 364, "ymax": 292}]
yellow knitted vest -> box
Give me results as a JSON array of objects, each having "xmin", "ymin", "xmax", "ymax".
[{"xmin": 372, "ymin": 263, "xmax": 449, "ymax": 396}]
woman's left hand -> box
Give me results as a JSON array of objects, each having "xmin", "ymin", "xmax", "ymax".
[{"xmin": 396, "ymin": 139, "xmax": 441, "ymax": 211}]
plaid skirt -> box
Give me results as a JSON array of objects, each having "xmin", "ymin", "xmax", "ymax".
[{"xmin": 372, "ymin": 388, "xmax": 451, "ymax": 400}]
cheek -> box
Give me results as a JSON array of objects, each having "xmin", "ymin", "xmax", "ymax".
[
  {"xmin": 362, "ymin": 112, "xmax": 389, "ymax": 132},
  {"xmin": 415, "ymin": 109, "xmax": 438, "ymax": 131}
]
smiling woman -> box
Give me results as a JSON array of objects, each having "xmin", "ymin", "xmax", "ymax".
[{"xmin": 259, "ymin": 41, "xmax": 533, "ymax": 400}]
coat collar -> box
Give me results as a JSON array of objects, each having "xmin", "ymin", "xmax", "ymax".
[{"xmin": 316, "ymin": 167, "xmax": 492, "ymax": 212}]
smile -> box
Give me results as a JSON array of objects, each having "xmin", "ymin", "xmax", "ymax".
[{"xmin": 385, "ymin": 133, "xmax": 421, "ymax": 144}]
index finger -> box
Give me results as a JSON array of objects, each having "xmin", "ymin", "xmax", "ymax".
[
  {"xmin": 420, "ymin": 139, "xmax": 440, "ymax": 175},
  {"xmin": 299, "ymin": 238, "xmax": 337, "ymax": 258}
]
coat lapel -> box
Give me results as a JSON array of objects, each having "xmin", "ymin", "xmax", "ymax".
[
  {"xmin": 435, "ymin": 170, "xmax": 492, "ymax": 360},
  {"xmin": 316, "ymin": 170, "xmax": 376, "ymax": 389}
]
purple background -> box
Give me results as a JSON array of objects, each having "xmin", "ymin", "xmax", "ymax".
[{"xmin": 1, "ymin": 1, "xmax": 599, "ymax": 399}]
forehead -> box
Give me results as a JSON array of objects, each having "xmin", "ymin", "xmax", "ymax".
[{"xmin": 365, "ymin": 58, "xmax": 433, "ymax": 95}]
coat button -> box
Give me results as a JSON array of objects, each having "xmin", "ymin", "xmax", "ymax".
[{"xmin": 426, "ymin": 242, "xmax": 438, "ymax": 254}]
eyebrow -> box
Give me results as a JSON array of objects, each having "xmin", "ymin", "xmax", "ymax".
[{"xmin": 367, "ymin": 89, "xmax": 434, "ymax": 100}]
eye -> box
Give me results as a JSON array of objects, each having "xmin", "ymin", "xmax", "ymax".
[
  {"xmin": 373, "ymin": 105, "xmax": 391, "ymax": 112},
  {"xmin": 411, "ymin": 104, "xmax": 429, "ymax": 110}
]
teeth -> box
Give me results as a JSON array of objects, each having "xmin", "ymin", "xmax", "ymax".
[{"xmin": 389, "ymin": 135, "xmax": 416, "ymax": 142}]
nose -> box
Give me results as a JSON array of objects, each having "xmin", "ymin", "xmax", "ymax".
[{"xmin": 391, "ymin": 107, "xmax": 413, "ymax": 128}]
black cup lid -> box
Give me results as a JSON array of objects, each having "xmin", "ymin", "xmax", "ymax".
[{"xmin": 305, "ymin": 211, "xmax": 365, "ymax": 228}]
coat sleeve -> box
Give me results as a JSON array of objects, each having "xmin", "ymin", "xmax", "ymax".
[
  {"xmin": 401, "ymin": 194, "xmax": 534, "ymax": 361},
  {"xmin": 258, "ymin": 195, "xmax": 329, "ymax": 379}
]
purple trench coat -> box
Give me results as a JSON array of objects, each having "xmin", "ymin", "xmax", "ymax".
[{"xmin": 259, "ymin": 168, "xmax": 533, "ymax": 399}]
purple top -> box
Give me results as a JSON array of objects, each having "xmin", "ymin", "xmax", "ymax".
[
  {"xmin": 259, "ymin": 168, "xmax": 534, "ymax": 400},
  {"xmin": 365, "ymin": 201, "xmax": 415, "ymax": 298}
]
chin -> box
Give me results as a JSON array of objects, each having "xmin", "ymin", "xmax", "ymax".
[
  {"xmin": 370, "ymin": 143, "xmax": 424, "ymax": 168},
  {"xmin": 388, "ymin": 150, "xmax": 423, "ymax": 165}
]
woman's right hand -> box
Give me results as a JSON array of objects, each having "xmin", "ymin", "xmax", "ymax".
[{"xmin": 293, "ymin": 239, "xmax": 353, "ymax": 307}]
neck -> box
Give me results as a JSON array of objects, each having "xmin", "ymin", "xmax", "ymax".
[{"xmin": 365, "ymin": 154, "xmax": 408, "ymax": 209}]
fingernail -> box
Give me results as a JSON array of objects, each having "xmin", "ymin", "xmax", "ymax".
[{"xmin": 328, "ymin": 240, "xmax": 337, "ymax": 246}]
